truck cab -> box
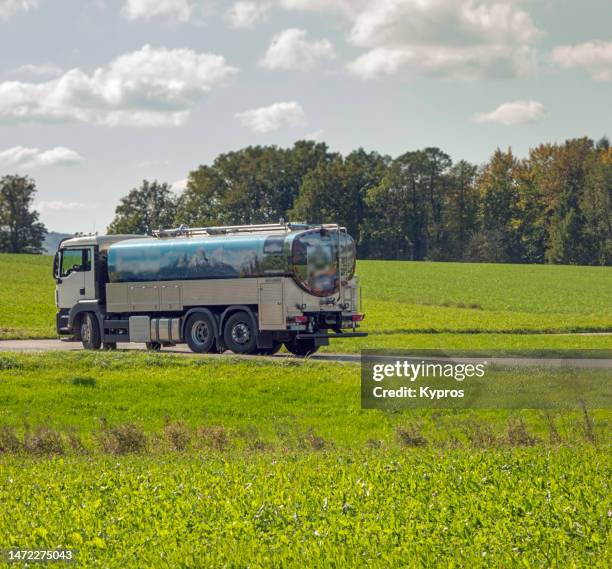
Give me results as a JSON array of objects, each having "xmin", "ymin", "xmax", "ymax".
[{"xmin": 53, "ymin": 233, "xmax": 142, "ymax": 335}]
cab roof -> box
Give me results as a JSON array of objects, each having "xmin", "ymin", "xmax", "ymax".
[{"xmin": 59, "ymin": 234, "xmax": 143, "ymax": 251}]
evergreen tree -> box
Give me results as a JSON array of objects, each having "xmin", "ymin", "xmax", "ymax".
[{"xmin": 475, "ymin": 148, "xmax": 521, "ymax": 262}]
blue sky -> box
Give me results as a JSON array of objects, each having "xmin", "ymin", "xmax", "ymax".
[{"xmin": 0, "ymin": 0, "xmax": 610, "ymax": 232}]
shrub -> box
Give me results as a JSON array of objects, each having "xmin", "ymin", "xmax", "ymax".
[
  {"xmin": 164, "ymin": 421, "xmax": 191, "ymax": 451},
  {"xmin": 396, "ymin": 424, "xmax": 427, "ymax": 447},
  {"xmin": 67, "ymin": 430, "xmax": 89, "ymax": 454},
  {"xmin": 506, "ymin": 418, "xmax": 539, "ymax": 447},
  {"xmin": 196, "ymin": 425, "xmax": 229, "ymax": 451},
  {"xmin": 0, "ymin": 426, "xmax": 21, "ymax": 453},
  {"xmin": 464, "ymin": 420, "xmax": 498, "ymax": 448},
  {"xmin": 100, "ymin": 423, "xmax": 147, "ymax": 455},
  {"xmin": 24, "ymin": 427, "xmax": 64, "ymax": 455}
]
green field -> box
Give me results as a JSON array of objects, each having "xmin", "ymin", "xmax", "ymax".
[
  {"xmin": 1, "ymin": 254, "xmax": 611, "ymax": 350},
  {"xmin": 1, "ymin": 255, "xmax": 610, "ymax": 565},
  {"xmin": 0, "ymin": 254, "xmax": 55, "ymax": 340},
  {"xmin": 2, "ymin": 449, "xmax": 609, "ymax": 568},
  {"xmin": 0, "ymin": 352, "xmax": 610, "ymax": 567}
]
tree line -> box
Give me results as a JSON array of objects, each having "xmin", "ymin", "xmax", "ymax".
[
  {"xmin": 1, "ymin": 136, "xmax": 610, "ymax": 265},
  {"xmin": 108, "ymin": 137, "xmax": 611, "ymax": 265}
]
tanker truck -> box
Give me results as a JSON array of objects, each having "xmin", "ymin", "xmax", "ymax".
[{"xmin": 53, "ymin": 222, "xmax": 366, "ymax": 356}]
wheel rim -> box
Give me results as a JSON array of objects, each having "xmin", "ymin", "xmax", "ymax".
[
  {"xmin": 82, "ymin": 318, "xmax": 91, "ymax": 343},
  {"xmin": 191, "ymin": 320, "xmax": 210, "ymax": 346},
  {"xmin": 231, "ymin": 322, "xmax": 251, "ymax": 345}
]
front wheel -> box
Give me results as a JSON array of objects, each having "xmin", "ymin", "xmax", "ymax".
[
  {"xmin": 284, "ymin": 338, "xmax": 319, "ymax": 357},
  {"xmin": 80, "ymin": 313, "xmax": 101, "ymax": 350},
  {"xmin": 223, "ymin": 311, "xmax": 257, "ymax": 354}
]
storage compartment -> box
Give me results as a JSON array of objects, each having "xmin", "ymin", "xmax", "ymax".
[{"xmin": 129, "ymin": 316, "xmax": 151, "ymax": 342}]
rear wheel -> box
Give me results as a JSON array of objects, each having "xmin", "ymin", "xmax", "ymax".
[
  {"xmin": 284, "ymin": 338, "xmax": 319, "ymax": 357},
  {"xmin": 223, "ymin": 311, "xmax": 257, "ymax": 354},
  {"xmin": 80, "ymin": 313, "xmax": 101, "ymax": 350},
  {"xmin": 185, "ymin": 313, "xmax": 216, "ymax": 353}
]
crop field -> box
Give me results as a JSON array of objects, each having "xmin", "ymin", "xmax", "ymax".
[
  {"xmin": 0, "ymin": 352, "xmax": 610, "ymax": 567},
  {"xmin": 2, "ymin": 449, "xmax": 610, "ymax": 568},
  {"xmin": 1, "ymin": 254, "xmax": 611, "ymax": 350}
]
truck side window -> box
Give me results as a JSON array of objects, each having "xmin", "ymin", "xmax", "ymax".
[{"xmin": 60, "ymin": 249, "xmax": 91, "ymax": 277}]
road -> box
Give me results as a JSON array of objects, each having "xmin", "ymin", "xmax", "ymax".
[{"xmin": 0, "ymin": 339, "xmax": 610, "ymax": 368}]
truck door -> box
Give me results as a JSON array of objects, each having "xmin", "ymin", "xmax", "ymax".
[
  {"xmin": 56, "ymin": 247, "xmax": 95, "ymax": 309},
  {"xmin": 258, "ymin": 279, "xmax": 284, "ymax": 330}
]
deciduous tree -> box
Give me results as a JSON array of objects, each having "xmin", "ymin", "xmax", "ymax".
[
  {"xmin": 0, "ymin": 175, "xmax": 46, "ymax": 254},
  {"xmin": 107, "ymin": 180, "xmax": 177, "ymax": 235}
]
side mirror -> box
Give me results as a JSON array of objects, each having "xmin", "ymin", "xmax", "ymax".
[{"xmin": 52, "ymin": 252, "xmax": 59, "ymax": 279}]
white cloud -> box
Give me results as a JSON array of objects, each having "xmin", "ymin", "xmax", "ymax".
[
  {"xmin": 224, "ymin": 1, "xmax": 269, "ymax": 29},
  {"xmin": 171, "ymin": 178, "xmax": 188, "ymax": 192},
  {"xmin": 348, "ymin": 44, "xmax": 536, "ymax": 80},
  {"xmin": 122, "ymin": 0, "xmax": 193, "ymax": 22},
  {"xmin": 279, "ymin": 0, "xmax": 358, "ymax": 16},
  {"xmin": 235, "ymin": 101, "xmax": 306, "ymax": 133},
  {"xmin": 281, "ymin": 0, "xmax": 540, "ymax": 81},
  {"xmin": 0, "ymin": 45, "xmax": 238, "ymax": 126},
  {"xmin": 347, "ymin": 0, "xmax": 538, "ymax": 48},
  {"xmin": 35, "ymin": 200, "xmax": 93, "ymax": 212},
  {"xmin": 0, "ymin": 146, "xmax": 83, "ymax": 169},
  {"xmin": 260, "ymin": 28, "xmax": 335, "ymax": 70},
  {"xmin": 551, "ymin": 41, "xmax": 612, "ymax": 81},
  {"xmin": 13, "ymin": 63, "xmax": 64, "ymax": 77},
  {"xmin": 473, "ymin": 100, "xmax": 545, "ymax": 126},
  {"xmin": 0, "ymin": 0, "xmax": 38, "ymax": 20}
]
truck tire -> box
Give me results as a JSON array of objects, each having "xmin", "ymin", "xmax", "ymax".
[
  {"xmin": 185, "ymin": 313, "xmax": 215, "ymax": 353},
  {"xmin": 81, "ymin": 313, "xmax": 101, "ymax": 350},
  {"xmin": 284, "ymin": 338, "xmax": 319, "ymax": 357},
  {"xmin": 223, "ymin": 311, "xmax": 257, "ymax": 354}
]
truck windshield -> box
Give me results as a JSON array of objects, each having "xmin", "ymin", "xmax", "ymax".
[
  {"xmin": 291, "ymin": 230, "xmax": 355, "ymax": 297},
  {"xmin": 60, "ymin": 248, "xmax": 90, "ymax": 277}
]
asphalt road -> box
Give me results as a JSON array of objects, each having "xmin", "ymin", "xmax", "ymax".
[{"xmin": 0, "ymin": 339, "xmax": 610, "ymax": 368}]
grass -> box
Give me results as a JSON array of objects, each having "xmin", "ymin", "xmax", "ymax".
[
  {"xmin": 0, "ymin": 352, "xmax": 610, "ymax": 567},
  {"xmin": 0, "ymin": 254, "xmax": 55, "ymax": 339},
  {"xmin": 0, "ymin": 254, "xmax": 611, "ymax": 348},
  {"xmin": 0, "ymin": 352, "xmax": 609, "ymax": 445}
]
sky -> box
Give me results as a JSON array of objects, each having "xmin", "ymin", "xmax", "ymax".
[{"xmin": 0, "ymin": 0, "xmax": 611, "ymax": 233}]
